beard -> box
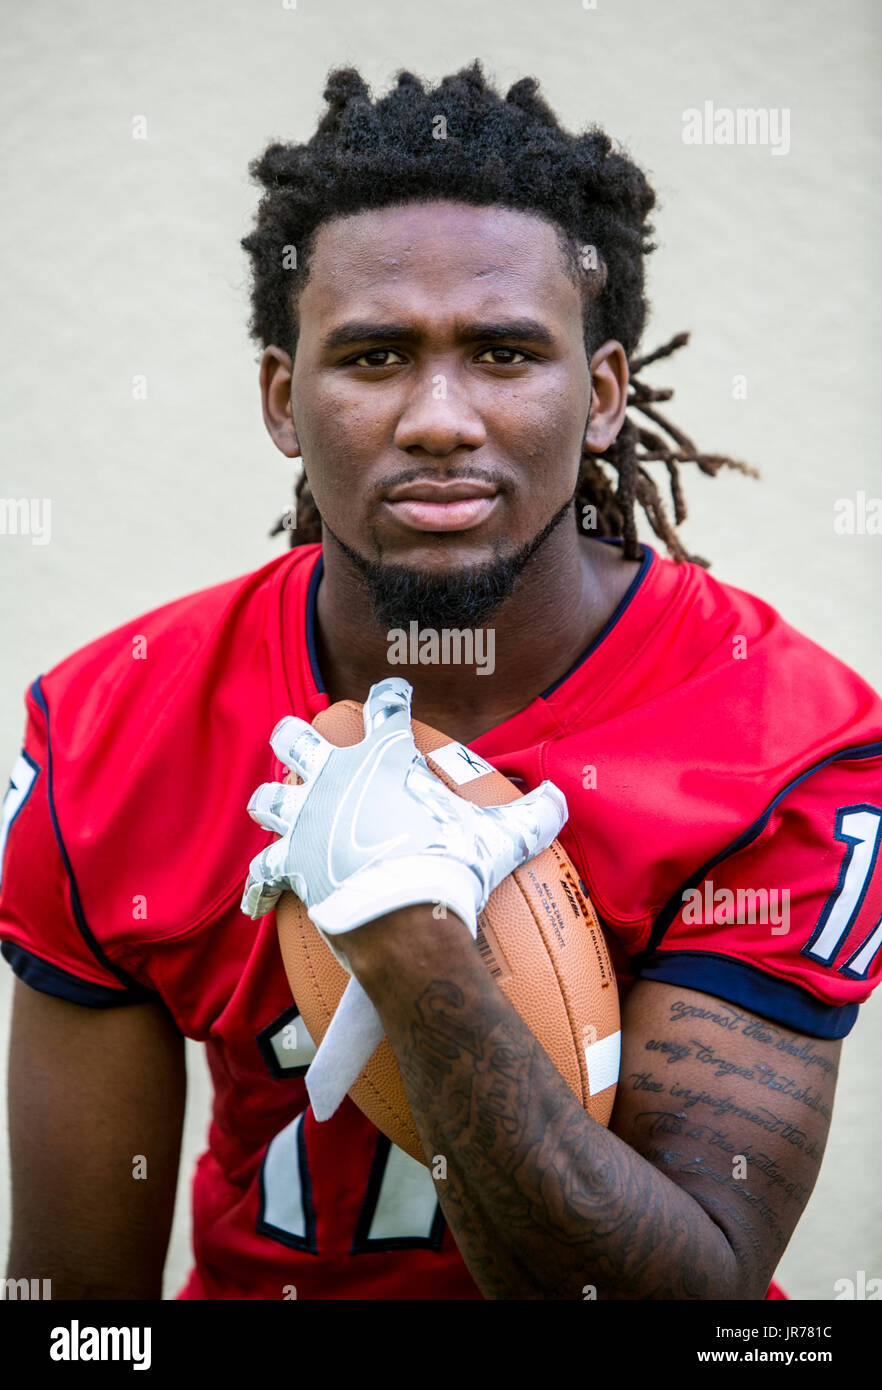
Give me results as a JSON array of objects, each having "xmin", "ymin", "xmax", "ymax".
[{"xmin": 321, "ymin": 492, "xmax": 576, "ymax": 629}]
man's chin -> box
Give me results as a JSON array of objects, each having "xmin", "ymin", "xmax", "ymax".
[
  {"xmin": 323, "ymin": 497, "xmax": 574, "ymax": 629},
  {"xmin": 333, "ymin": 546, "xmax": 524, "ymax": 628}
]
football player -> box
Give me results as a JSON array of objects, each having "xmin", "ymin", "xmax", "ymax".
[{"xmin": 2, "ymin": 63, "xmax": 880, "ymax": 1300}]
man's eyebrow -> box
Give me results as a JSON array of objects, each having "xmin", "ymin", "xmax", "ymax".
[
  {"xmin": 462, "ymin": 319, "xmax": 556, "ymax": 346},
  {"xmin": 320, "ymin": 318, "xmax": 557, "ymax": 351}
]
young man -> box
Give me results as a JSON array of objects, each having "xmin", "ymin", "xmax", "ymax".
[{"xmin": 2, "ymin": 63, "xmax": 880, "ymax": 1301}]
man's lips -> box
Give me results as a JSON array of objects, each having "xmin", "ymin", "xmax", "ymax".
[
  {"xmin": 383, "ymin": 480, "xmax": 501, "ymax": 532},
  {"xmin": 384, "ymin": 496, "xmax": 500, "ymax": 531}
]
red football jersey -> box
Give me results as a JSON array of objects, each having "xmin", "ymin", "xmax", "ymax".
[{"xmin": 2, "ymin": 541, "xmax": 880, "ymax": 1301}]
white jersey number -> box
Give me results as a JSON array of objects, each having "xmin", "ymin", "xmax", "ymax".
[
  {"xmin": 804, "ymin": 806, "xmax": 882, "ymax": 979},
  {"xmin": 0, "ymin": 752, "xmax": 39, "ymax": 890}
]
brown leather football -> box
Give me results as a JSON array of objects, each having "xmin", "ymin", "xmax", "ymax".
[{"xmin": 275, "ymin": 700, "xmax": 621, "ymax": 1165}]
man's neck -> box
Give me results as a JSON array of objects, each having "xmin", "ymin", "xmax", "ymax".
[{"xmin": 313, "ymin": 528, "xmax": 642, "ymax": 745}]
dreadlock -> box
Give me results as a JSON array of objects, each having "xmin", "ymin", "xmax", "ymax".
[{"xmin": 242, "ymin": 62, "xmax": 755, "ymax": 566}]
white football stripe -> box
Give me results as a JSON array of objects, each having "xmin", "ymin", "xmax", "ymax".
[{"xmin": 585, "ymin": 1030, "xmax": 621, "ymax": 1096}]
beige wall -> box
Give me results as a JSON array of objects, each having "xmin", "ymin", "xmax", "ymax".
[{"xmin": 1, "ymin": 0, "xmax": 880, "ymax": 1300}]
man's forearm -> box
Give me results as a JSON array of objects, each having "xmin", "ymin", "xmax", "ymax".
[{"xmin": 343, "ymin": 904, "xmax": 741, "ymax": 1300}]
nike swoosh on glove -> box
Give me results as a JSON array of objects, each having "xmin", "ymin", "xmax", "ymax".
[{"xmin": 241, "ymin": 676, "xmax": 568, "ymax": 1120}]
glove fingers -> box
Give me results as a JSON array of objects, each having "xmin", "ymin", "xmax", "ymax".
[
  {"xmin": 246, "ymin": 780, "xmax": 305, "ymax": 835},
  {"xmin": 362, "ymin": 678, "xmax": 414, "ymax": 738},
  {"xmin": 509, "ymin": 780, "xmax": 569, "ymax": 852},
  {"xmin": 270, "ymin": 716, "xmax": 333, "ymax": 782},
  {"xmin": 481, "ymin": 780, "xmax": 569, "ymax": 888},
  {"xmin": 242, "ymin": 837, "xmax": 307, "ymax": 918},
  {"xmin": 241, "ymin": 871, "xmax": 281, "ymax": 919},
  {"xmin": 526, "ymin": 776, "xmax": 568, "ymax": 828}
]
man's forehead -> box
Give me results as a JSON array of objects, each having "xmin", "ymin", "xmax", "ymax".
[{"xmin": 301, "ymin": 200, "xmax": 578, "ymax": 307}]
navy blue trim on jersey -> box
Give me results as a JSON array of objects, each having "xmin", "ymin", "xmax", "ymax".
[
  {"xmin": 633, "ymin": 739, "xmax": 882, "ymax": 972},
  {"xmin": 636, "ymin": 949, "xmax": 859, "ymax": 1038},
  {"xmin": 305, "ymin": 551, "xmax": 325, "ymax": 694},
  {"xmin": 28, "ymin": 677, "xmax": 155, "ymax": 1001},
  {"xmin": 0, "ymin": 940, "xmax": 145, "ymax": 1008},
  {"xmin": 350, "ymin": 1133, "xmax": 446, "ymax": 1255},
  {"xmin": 540, "ymin": 541, "xmax": 654, "ymax": 699}
]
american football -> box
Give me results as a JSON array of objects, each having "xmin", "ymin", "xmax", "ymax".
[{"xmin": 275, "ymin": 699, "xmax": 621, "ymax": 1163}]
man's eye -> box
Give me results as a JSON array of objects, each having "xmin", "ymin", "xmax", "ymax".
[
  {"xmin": 349, "ymin": 349, "xmax": 405, "ymax": 367},
  {"xmin": 475, "ymin": 346, "xmax": 531, "ymax": 365}
]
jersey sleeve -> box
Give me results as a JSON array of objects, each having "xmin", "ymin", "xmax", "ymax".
[
  {"xmin": 635, "ymin": 745, "xmax": 882, "ymax": 1038},
  {"xmin": 0, "ymin": 680, "xmax": 155, "ymax": 1007}
]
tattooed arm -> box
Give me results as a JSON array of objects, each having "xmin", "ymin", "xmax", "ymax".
[{"xmin": 343, "ymin": 904, "xmax": 842, "ymax": 1300}]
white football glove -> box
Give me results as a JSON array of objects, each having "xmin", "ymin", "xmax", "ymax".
[{"xmin": 241, "ymin": 677, "xmax": 568, "ymax": 1120}]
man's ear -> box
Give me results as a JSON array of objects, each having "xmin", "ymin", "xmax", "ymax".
[
  {"xmin": 260, "ymin": 346, "xmax": 301, "ymax": 458},
  {"xmin": 583, "ymin": 340, "xmax": 629, "ymax": 454}
]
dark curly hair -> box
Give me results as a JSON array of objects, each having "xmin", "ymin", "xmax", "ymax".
[{"xmin": 241, "ymin": 61, "xmax": 755, "ymax": 564}]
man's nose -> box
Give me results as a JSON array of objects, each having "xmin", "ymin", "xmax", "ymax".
[{"xmin": 392, "ymin": 372, "xmax": 487, "ymax": 455}]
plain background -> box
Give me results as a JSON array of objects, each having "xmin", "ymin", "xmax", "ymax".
[{"xmin": 1, "ymin": 0, "xmax": 880, "ymax": 1301}]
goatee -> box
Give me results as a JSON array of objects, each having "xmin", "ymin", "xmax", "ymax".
[{"xmin": 322, "ymin": 494, "xmax": 575, "ymax": 629}]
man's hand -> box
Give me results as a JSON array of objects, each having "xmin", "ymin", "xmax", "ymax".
[
  {"xmin": 241, "ymin": 677, "xmax": 567, "ymax": 1118},
  {"xmin": 241, "ymin": 677, "xmax": 566, "ymax": 940}
]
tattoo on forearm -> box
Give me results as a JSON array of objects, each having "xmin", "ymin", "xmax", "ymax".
[
  {"xmin": 627, "ymin": 1071, "xmax": 826, "ymax": 1160},
  {"xmin": 664, "ymin": 1002, "xmax": 838, "ymax": 1081},
  {"xmin": 627, "ymin": 1104, "xmax": 796, "ymax": 1255},
  {"xmin": 395, "ymin": 978, "xmax": 739, "ymax": 1299},
  {"xmin": 609, "ymin": 1001, "xmax": 838, "ymax": 1282},
  {"xmin": 622, "ymin": 1024, "xmax": 832, "ymax": 1265},
  {"xmin": 400, "ymin": 977, "xmax": 484, "ymax": 1117},
  {"xmin": 676, "ymin": 1156, "xmax": 789, "ymax": 1255},
  {"xmin": 645, "ymin": 1080, "xmax": 824, "ymax": 1161},
  {"xmin": 642, "ymin": 1038, "xmax": 832, "ymax": 1123}
]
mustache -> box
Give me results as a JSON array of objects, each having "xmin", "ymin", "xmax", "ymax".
[{"xmin": 370, "ymin": 464, "xmax": 514, "ymax": 498}]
